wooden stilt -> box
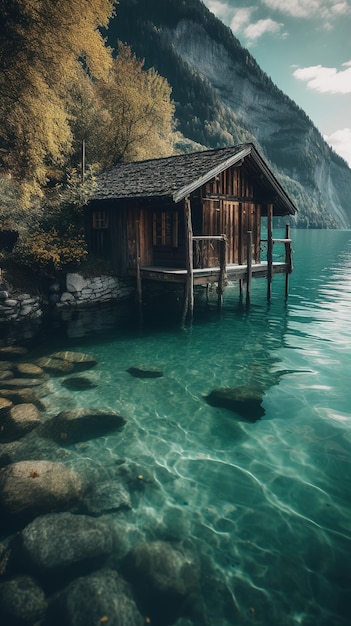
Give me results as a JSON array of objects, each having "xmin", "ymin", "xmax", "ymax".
[
  {"xmin": 183, "ymin": 197, "xmax": 194, "ymax": 325},
  {"xmin": 267, "ymin": 204, "xmax": 273, "ymax": 301},
  {"xmin": 285, "ymin": 223, "xmax": 291, "ymax": 300},
  {"xmin": 135, "ymin": 219, "xmax": 142, "ymax": 305},
  {"xmin": 246, "ymin": 230, "xmax": 252, "ymax": 304},
  {"xmin": 217, "ymin": 234, "xmax": 227, "ymax": 308},
  {"xmin": 181, "ymin": 283, "xmax": 189, "ymax": 329}
]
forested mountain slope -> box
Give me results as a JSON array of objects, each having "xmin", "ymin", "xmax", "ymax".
[{"xmin": 107, "ymin": 0, "xmax": 351, "ymax": 228}]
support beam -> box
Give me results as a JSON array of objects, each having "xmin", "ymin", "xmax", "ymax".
[
  {"xmin": 246, "ymin": 230, "xmax": 252, "ymax": 304},
  {"xmin": 285, "ymin": 223, "xmax": 291, "ymax": 300},
  {"xmin": 181, "ymin": 197, "xmax": 194, "ymax": 325},
  {"xmin": 217, "ymin": 234, "xmax": 227, "ymax": 308},
  {"xmin": 267, "ymin": 203, "xmax": 273, "ymax": 301},
  {"xmin": 135, "ymin": 219, "xmax": 142, "ymax": 305}
]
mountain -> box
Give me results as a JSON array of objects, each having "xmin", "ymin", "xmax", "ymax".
[{"xmin": 106, "ymin": 0, "xmax": 351, "ymax": 228}]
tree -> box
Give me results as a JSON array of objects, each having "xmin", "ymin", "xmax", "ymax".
[
  {"xmin": 0, "ymin": 0, "xmax": 116, "ymax": 204},
  {"xmin": 0, "ymin": 169, "xmax": 96, "ymax": 276},
  {"xmin": 98, "ymin": 42, "xmax": 176, "ymax": 164}
]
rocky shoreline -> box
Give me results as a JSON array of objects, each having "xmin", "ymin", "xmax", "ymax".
[{"xmin": 0, "ymin": 272, "xmax": 135, "ymax": 343}]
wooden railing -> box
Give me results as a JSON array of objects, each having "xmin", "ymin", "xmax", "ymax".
[
  {"xmin": 182, "ymin": 199, "xmax": 293, "ymax": 323},
  {"xmin": 189, "ymin": 226, "xmax": 292, "ymax": 306},
  {"xmin": 192, "ymin": 235, "xmax": 227, "ymax": 307},
  {"xmin": 261, "ymin": 224, "xmax": 292, "ymax": 300}
]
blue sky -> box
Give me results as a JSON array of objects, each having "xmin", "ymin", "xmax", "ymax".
[{"xmin": 202, "ymin": 0, "xmax": 351, "ymax": 167}]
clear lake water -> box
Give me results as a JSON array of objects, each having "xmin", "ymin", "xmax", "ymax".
[{"xmin": 5, "ymin": 228, "xmax": 351, "ymax": 626}]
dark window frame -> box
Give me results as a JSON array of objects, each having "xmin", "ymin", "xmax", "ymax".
[
  {"xmin": 152, "ymin": 210, "xmax": 178, "ymax": 248},
  {"xmin": 92, "ymin": 210, "xmax": 108, "ymax": 229}
]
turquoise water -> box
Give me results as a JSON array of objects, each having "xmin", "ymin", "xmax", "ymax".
[{"xmin": 41, "ymin": 230, "xmax": 351, "ymax": 625}]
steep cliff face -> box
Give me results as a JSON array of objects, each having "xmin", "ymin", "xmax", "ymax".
[{"xmin": 107, "ymin": 0, "xmax": 351, "ymax": 228}]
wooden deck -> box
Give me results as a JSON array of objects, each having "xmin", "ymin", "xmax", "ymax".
[
  {"xmin": 132, "ymin": 229, "xmax": 293, "ymax": 321},
  {"xmin": 137, "ymin": 261, "xmax": 289, "ymax": 285}
]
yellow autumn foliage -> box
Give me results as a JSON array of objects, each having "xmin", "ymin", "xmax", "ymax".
[
  {"xmin": 15, "ymin": 227, "xmax": 87, "ymax": 273},
  {"xmin": 0, "ymin": 0, "xmax": 116, "ymax": 202},
  {"xmin": 98, "ymin": 42, "xmax": 176, "ymax": 164}
]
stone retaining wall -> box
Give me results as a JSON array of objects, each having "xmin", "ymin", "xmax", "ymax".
[
  {"xmin": 53, "ymin": 273, "xmax": 134, "ymax": 308},
  {"xmin": 0, "ymin": 290, "xmax": 43, "ymax": 323},
  {"xmin": 0, "ymin": 273, "xmax": 135, "ymax": 343}
]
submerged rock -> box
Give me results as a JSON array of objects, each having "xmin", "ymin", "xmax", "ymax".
[
  {"xmin": 0, "ymin": 361, "xmax": 13, "ymax": 371},
  {"xmin": 1, "ymin": 377, "xmax": 46, "ymax": 388},
  {"xmin": 14, "ymin": 362, "xmax": 46, "ymax": 378},
  {"xmin": 83, "ymin": 480, "xmax": 131, "ymax": 516},
  {"xmin": 0, "ymin": 575, "xmax": 47, "ymax": 625},
  {"xmin": 0, "ymin": 460, "xmax": 82, "ymax": 525},
  {"xmin": 123, "ymin": 540, "xmax": 199, "ymax": 624},
  {"xmin": 50, "ymin": 351, "xmax": 97, "ymax": 371},
  {"xmin": 205, "ymin": 385, "xmax": 265, "ymax": 421},
  {"xmin": 0, "ymin": 346, "xmax": 28, "ymax": 360},
  {"xmin": 127, "ymin": 365, "xmax": 163, "ymax": 378},
  {"xmin": 0, "ymin": 435, "xmax": 62, "ymax": 471},
  {"xmin": 0, "ymin": 403, "xmax": 41, "ymax": 442},
  {"xmin": 0, "ymin": 369, "xmax": 13, "ymax": 381},
  {"xmin": 35, "ymin": 356, "xmax": 74, "ymax": 375},
  {"xmin": 46, "ymin": 408, "xmax": 126, "ymax": 444},
  {"xmin": 0, "ymin": 397, "xmax": 13, "ymax": 417},
  {"xmin": 17, "ymin": 512, "xmax": 113, "ymax": 576},
  {"xmin": 0, "ymin": 388, "xmax": 46, "ymax": 409},
  {"xmin": 46, "ymin": 569, "xmax": 144, "ymax": 626},
  {"xmin": 62, "ymin": 376, "xmax": 97, "ymax": 391}
]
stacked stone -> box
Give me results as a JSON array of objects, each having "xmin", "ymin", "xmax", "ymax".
[
  {"xmin": 56, "ymin": 273, "xmax": 133, "ymax": 308},
  {"xmin": 0, "ymin": 290, "xmax": 42, "ymax": 323}
]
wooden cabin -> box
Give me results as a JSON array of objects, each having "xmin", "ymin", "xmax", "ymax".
[{"xmin": 86, "ymin": 143, "xmax": 297, "ymax": 317}]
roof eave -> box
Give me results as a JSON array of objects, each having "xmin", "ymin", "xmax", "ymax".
[
  {"xmin": 172, "ymin": 146, "xmax": 252, "ymax": 203},
  {"xmin": 249, "ymin": 147, "xmax": 297, "ymax": 215}
]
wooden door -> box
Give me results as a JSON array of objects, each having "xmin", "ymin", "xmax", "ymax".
[
  {"xmin": 201, "ymin": 198, "xmax": 221, "ymax": 267},
  {"xmin": 223, "ymin": 201, "xmax": 240, "ymax": 264},
  {"xmin": 222, "ymin": 201, "xmax": 260, "ymax": 264}
]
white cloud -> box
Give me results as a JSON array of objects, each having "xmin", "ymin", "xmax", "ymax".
[
  {"xmin": 262, "ymin": 0, "xmax": 350, "ymax": 19},
  {"xmin": 203, "ymin": 0, "xmax": 232, "ymax": 20},
  {"xmin": 230, "ymin": 7, "xmax": 256, "ymax": 33},
  {"xmin": 293, "ymin": 61, "xmax": 351, "ymax": 94},
  {"xmin": 244, "ymin": 18, "xmax": 284, "ymax": 43},
  {"xmin": 325, "ymin": 128, "xmax": 351, "ymax": 167}
]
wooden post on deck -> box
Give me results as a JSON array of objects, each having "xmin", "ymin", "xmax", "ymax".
[
  {"xmin": 181, "ymin": 197, "xmax": 194, "ymax": 325},
  {"xmin": 135, "ymin": 219, "xmax": 142, "ymax": 305},
  {"xmin": 267, "ymin": 204, "xmax": 273, "ymax": 301},
  {"xmin": 246, "ymin": 230, "xmax": 252, "ymax": 303},
  {"xmin": 284, "ymin": 223, "xmax": 292, "ymax": 300},
  {"xmin": 218, "ymin": 234, "xmax": 227, "ymax": 308}
]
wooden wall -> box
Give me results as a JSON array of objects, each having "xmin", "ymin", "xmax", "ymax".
[
  {"xmin": 87, "ymin": 162, "xmax": 264, "ymax": 275},
  {"xmin": 200, "ymin": 164, "xmax": 261, "ymax": 265}
]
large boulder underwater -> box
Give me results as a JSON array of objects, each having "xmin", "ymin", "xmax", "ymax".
[{"xmin": 205, "ymin": 384, "xmax": 265, "ymax": 421}]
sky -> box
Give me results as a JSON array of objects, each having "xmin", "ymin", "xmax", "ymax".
[{"xmin": 202, "ymin": 0, "xmax": 351, "ymax": 168}]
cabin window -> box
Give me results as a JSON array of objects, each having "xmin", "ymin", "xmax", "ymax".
[
  {"xmin": 153, "ymin": 211, "xmax": 178, "ymax": 247},
  {"xmin": 92, "ymin": 210, "xmax": 108, "ymax": 229}
]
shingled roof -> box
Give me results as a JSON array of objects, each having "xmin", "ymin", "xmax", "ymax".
[{"xmin": 93, "ymin": 143, "xmax": 297, "ymax": 215}]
